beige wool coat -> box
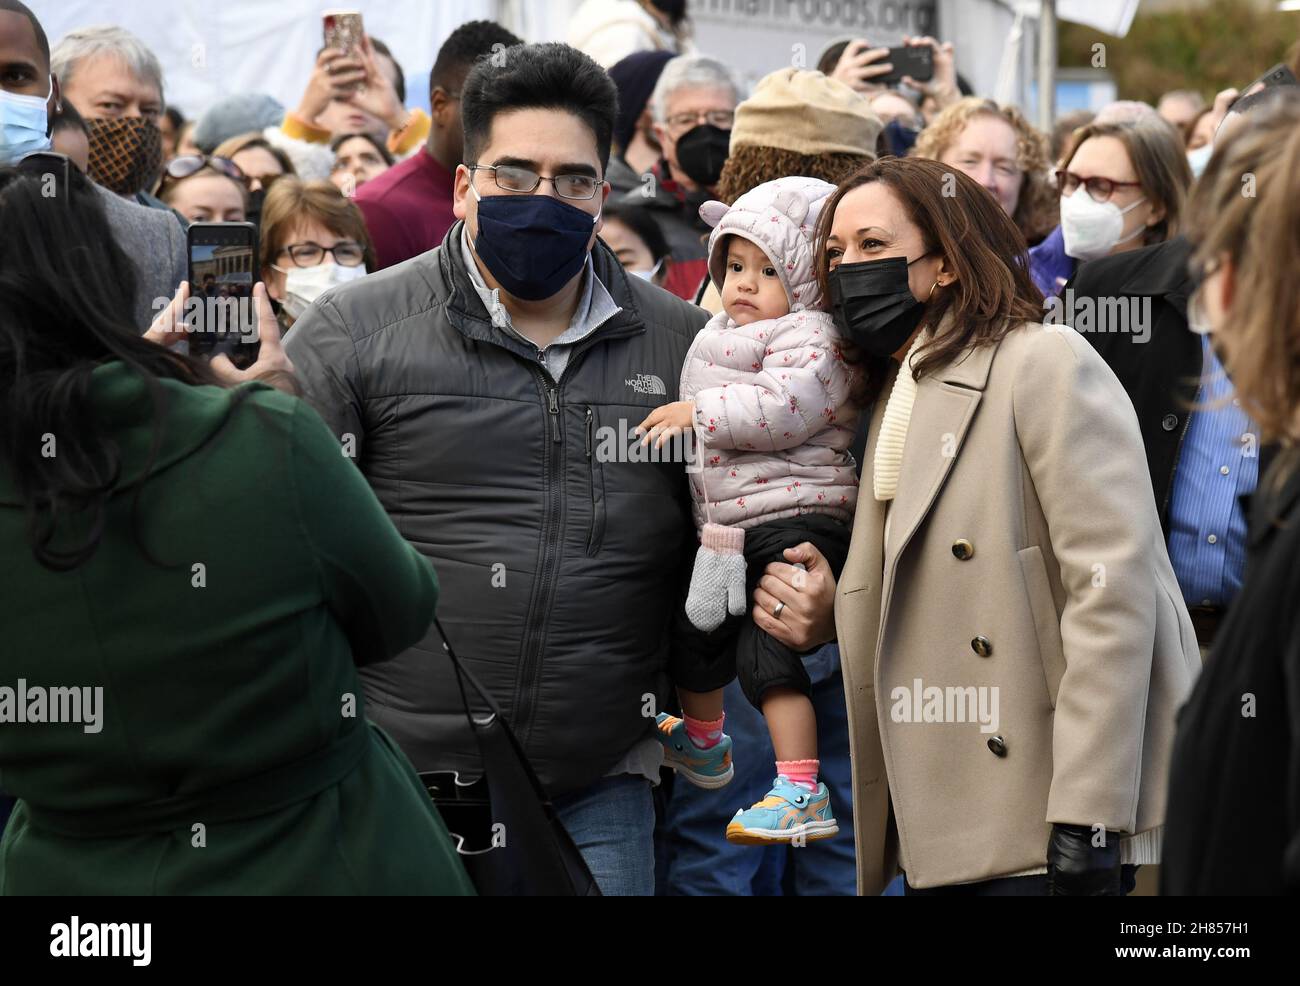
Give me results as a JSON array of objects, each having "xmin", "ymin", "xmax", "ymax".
[{"xmin": 834, "ymin": 320, "xmax": 1201, "ymax": 893}]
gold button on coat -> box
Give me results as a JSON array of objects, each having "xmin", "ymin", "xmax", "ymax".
[
  {"xmin": 951, "ymin": 539, "xmax": 974, "ymax": 560},
  {"xmin": 971, "ymin": 635, "xmax": 993, "ymax": 657}
]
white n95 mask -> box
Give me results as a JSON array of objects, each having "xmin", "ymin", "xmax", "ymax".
[
  {"xmin": 1059, "ymin": 187, "xmax": 1148, "ymax": 262},
  {"xmin": 272, "ymin": 262, "xmax": 367, "ymax": 319}
]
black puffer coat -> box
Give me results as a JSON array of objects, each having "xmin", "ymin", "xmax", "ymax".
[{"xmin": 286, "ymin": 223, "xmax": 708, "ymax": 796}]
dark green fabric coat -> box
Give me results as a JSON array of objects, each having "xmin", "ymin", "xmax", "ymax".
[{"xmin": 0, "ymin": 362, "xmax": 473, "ymax": 895}]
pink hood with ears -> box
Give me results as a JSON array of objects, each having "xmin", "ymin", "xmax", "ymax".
[{"xmin": 699, "ymin": 175, "xmax": 837, "ymax": 313}]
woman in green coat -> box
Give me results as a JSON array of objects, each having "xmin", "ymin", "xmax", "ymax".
[{"xmin": 0, "ymin": 167, "xmax": 472, "ymax": 895}]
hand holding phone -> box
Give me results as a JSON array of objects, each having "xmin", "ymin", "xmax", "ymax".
[
  {"xmin": 208, "ymin": 283, "xmax": 294, "ymax": 385},
  {"xmin": 828, "ymin": 39, "xmax": 897, "ymax": 93},
  {"xmin": 296, "ymin": 46, "xmax": 367, "ymax": 124},
  {"xmin": 323, "ymin": 10, "xmax": 366, "ymax": 93},
  {"xmin": 186, "ymin": 221, "xmax": 261, "ymax": 369},
  {"xmin": 147, "ymin": 280, "xmax": 295, "ymax": 387}
]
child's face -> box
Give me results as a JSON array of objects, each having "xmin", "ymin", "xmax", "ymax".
[{"xmin": 721, "ymin": 236, "xmax": 790, "ymax": 326}]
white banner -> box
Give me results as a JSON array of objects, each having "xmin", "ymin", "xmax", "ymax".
[{"xmin": 26, "ymin": 0, "xmax": 494, "ymax": 119}]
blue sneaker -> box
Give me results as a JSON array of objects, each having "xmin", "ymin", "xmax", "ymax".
[
  {"xmin": 656, "ymin": 712, "xmax": 733, "ymax": 789},
  {"xmin": 725, "ymin": 776, "xmax": 838, "ymax": 845}
]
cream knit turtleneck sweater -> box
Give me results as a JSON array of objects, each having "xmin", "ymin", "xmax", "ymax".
[{"xmin": 873, "ymin": 330, "xmax": 929, "ymax": 502}]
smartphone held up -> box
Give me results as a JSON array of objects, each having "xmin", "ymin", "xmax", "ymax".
[
  {"xmin": 323, "ymin": 9, "xmax": 366, "ymax": 92},
  {"xmin": 186, "ymin": 222, "xmax": 261, "ymax": 370}
]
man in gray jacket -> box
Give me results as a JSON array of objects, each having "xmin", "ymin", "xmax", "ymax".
[
  {"xmin": 285, "ymin": 42, "xmax": 709, "ymax": 895},
  {"xmin": 95, "ymin": 182, "xmax": 187, "ymax": 332}
]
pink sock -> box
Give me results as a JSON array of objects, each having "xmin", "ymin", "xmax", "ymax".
[
  {"xmin": 684, "ymin": 713, "xmax": 725, "ymax": 750},
  {"xmin": 777, "ymin": 759, "xmax": 819, "ymax": 792}
]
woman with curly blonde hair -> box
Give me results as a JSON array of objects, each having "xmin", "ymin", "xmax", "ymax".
[{"xmin": 912, "ymin": 97, "xmax": 1058, "ymax": 246}]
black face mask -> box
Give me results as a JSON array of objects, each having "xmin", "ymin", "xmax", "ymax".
[
  {"xmin": 829, "ymin": 254, "xmax": 930, "ymax": 358},
  {"xmin": 674, "ymin": 123, "xmax": 730, "ymax": 188}
]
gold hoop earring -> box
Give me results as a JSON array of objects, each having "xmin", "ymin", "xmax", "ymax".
[{"xmin": 927, "ymin": 279, "xmax": 940, "ymax": 301}]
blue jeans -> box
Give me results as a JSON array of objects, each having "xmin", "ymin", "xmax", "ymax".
[
  {"xmin": 662, "ymin": 643, "xmax": 857, "ymax": 895},
  {"xmin": 554, "ymin": 773, "xmax": 656, "ymax": 896}
]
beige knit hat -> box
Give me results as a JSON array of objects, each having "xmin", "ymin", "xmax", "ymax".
[{"xmin": 728, "ymin": 67, "xmax": 882, "ymax": 157}]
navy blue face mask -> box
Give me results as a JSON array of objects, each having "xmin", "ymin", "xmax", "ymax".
[{"xmin": 470, "ymin": 185, "xmax": 599, "ymax": 301}]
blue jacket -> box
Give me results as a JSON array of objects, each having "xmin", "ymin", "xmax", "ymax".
[{"xmin": 1029, "ymin": 225, "xmax": 1075, "ymax": 299}]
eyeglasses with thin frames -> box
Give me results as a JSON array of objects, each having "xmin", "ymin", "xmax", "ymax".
[
  {"xmin": 467, "ymin": 163, "xmax": 604, "ymax": 201},
  {"xmin": 276, "ymin": 241, "xmax": 366, "ymax": 268},
  {"xmin": 665, "ymin": 109, "xmax": 734, "ymax": 131}
]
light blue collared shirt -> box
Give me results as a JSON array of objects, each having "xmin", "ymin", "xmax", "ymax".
[
  {"xmin": 459, "ymin": 226, "xmax": 621, "ymax": 382},
  {"xmin": 1167, "ymin": 335, "xmax": 1260, "ymax": 608}
]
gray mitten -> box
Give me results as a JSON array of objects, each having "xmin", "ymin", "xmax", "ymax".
[{"xmin": 685, "ymin": 523, "xmax": 747, "ymax": 632}]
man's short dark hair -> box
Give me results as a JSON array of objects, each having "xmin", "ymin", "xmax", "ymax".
[
  {"xmin": 462, "ymin": 42, "xmax": 618, "ymax": 171},
  {"xmin": 430, "ymin": 19, "xmax": 522, "ymax": 95},
  {"xmin": 0, "ymin": 0, "xmax": 49, "ymax": 64},
  {"xmin": 369, "ymin": 37, "xmax": 405, "ymax": 104}
]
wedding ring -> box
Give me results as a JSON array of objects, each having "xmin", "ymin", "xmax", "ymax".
[{"xmin": 772, "ymin": 602, "xmax": 785, "ymax": 619}]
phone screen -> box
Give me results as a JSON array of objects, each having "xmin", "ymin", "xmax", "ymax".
[{"xmin": 187, "ymin": 223, "xmax": 260, "ymax": 368}]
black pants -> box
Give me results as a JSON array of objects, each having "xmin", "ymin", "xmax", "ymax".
[{"xmin": 669, "ymin": 513, "xmax": 850, "ymax": 708}]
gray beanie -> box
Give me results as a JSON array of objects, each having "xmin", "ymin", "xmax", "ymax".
[{"xmin": 194, "ymin": 93, "xmax": 285, "ymax": 153}]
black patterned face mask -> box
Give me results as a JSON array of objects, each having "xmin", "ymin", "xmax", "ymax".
[{"xmin": 85, "ymin": 116, "xmax": 163, "ymax": 195}]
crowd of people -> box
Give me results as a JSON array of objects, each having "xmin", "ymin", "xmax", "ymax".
[{"xmin": 1, "ymin": 0, "xmax": 1298, "ymax": 897}]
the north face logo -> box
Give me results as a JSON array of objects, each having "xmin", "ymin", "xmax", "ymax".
[{"xmin": 625, "ymin": 373, "xmax": 667, "ymax": 396}]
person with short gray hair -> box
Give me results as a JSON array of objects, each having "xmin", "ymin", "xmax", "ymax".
[
  {"xmin": 616, "ymin": 54, "xmax": 743, "ymax": 299},
  {"xmin": 51, "ymin": 24, "xmax": 168, "ymax": 203}
]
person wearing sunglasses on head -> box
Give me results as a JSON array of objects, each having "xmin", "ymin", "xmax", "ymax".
[
  {"xmin": 1029, "ymin": 120, "xmax": 1190, "ymax": 301},
  {"xmin": 258, "ymin": 176, "xmax": 374, "ymax": 332},
  {"xmin": 156, "ymin": 153, "xmax": 248, "ymax": 224}
]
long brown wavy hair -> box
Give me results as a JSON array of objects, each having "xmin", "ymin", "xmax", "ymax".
[
  {"xmin": 814, "ymin": 156, "xmax": 1045, "ymax": 407},
  {"xmin": 1187, "ymin": 94, "xmax": 1300, "ymax": 471}
]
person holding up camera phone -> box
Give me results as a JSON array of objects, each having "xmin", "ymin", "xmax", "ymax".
[{"xmin": 827, "ymin": 35, "xmax": 960, "ymax": 125}]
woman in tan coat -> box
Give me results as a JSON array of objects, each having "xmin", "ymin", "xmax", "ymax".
[{"xmin": 749, "ymin": 157, "xmax": 1200, "ymax": 894}]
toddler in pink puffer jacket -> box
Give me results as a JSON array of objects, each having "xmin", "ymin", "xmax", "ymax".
[{"xmin": 637, "ymin": 176, "xmax": 858, "ymax": 845}]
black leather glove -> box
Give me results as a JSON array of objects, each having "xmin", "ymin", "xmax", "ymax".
[{"xmin": 1046, "ymin": 823, "xmax": 1122, "ymax": 896}]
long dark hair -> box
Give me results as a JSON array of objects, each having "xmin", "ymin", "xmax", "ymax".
[
  {"xmin": 0, "ymin": 167, "xmax": 226, "ymax": 570},
  {"xmin": 814, "ymin": 156, "xmax": 1045, "ymax": 406}
]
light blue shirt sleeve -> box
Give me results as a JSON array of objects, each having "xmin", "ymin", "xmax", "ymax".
[{"xmin": 1166, "ymin": 336, "xmax": 1260, "ymax": 608}]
